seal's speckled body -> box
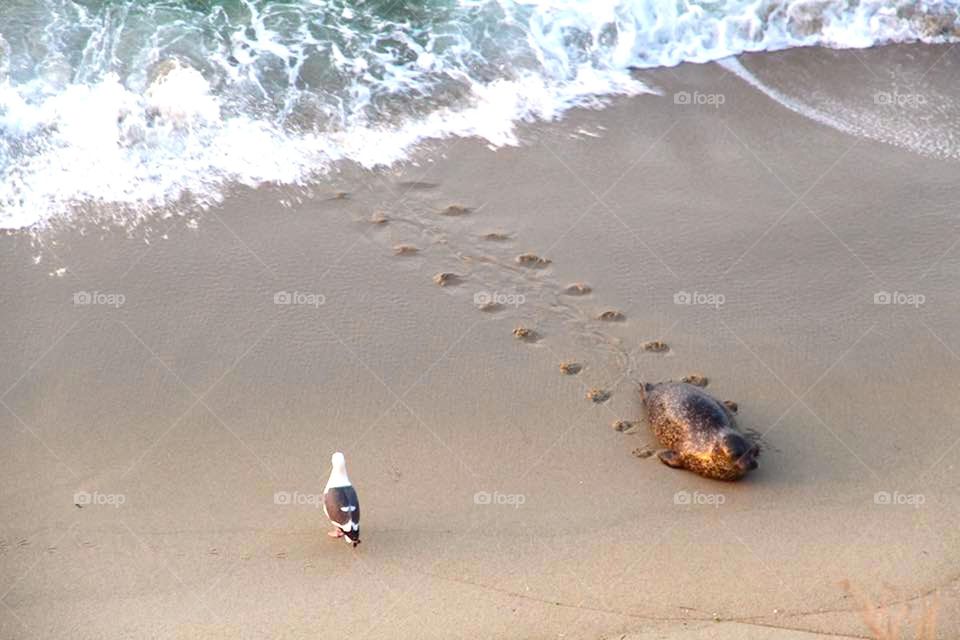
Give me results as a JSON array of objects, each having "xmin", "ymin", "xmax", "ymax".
[{"xmin": 641, "ymin": 382, "xmax": 759, "ymax": 481}]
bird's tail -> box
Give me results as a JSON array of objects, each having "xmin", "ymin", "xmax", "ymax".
[{"xmin": 345, "ymin": 528, "xmax": 360, "ymax": 546}]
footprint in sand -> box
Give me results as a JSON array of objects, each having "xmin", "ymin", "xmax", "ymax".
[
  {"xmin": 207, "ymin": 548, "xmax": 220, "ymax": 557},
  {"xmin": 275, "ymin": 551, "xmax": 287, "ymax": 560},
  {"xmin": 477, "ymin": 301, "xmax": 503, "ymax": 312},
  {"xmin": 17, "ymin": 539, "xmax": 30, "ymax": 548},
  {"xmin": 681, "ymin": 374, "xmax": 708, "ymax": 387},
  {"xmin": 586, "ymin": 388, "xmax": 610, "ymax": 403},
  {"xmin": 642, "ymin": 340, "xmax": 669, "ymax": 353},
  {"xmin": 611, "ymin": 420, "xmax": 639, "ymax": 433},
  {"xmin": 516, "ymin": 253, "xmax": 552, "ymax": 268},
  {"xmin": 598, "ymin": 310, "xmax": 625, "ymax": 322},
  {"xmin": 369, "ymin": 211, "xmax": 389, "ymax": 225},
  {"xmin": 632, "ymin": 447, "xmax": 655, "ymax": 459},
  {"xmin": 440, "ymin": 203, "xmax": 472, "ymax": 216},
  {"xmin": 482, "ymin": 232, "xmax": 511, "ymax": 241},
  {"xmin": 393, "ymin": 244, "xmax": 419, "ymax": 256},
  {"xmin": 563, "ymin": 282, "xmax": 592, "ymax": 296},
  {"xmin": 433, "ymin": 272, "xmax": 462, "ymax": 287},
  {"xmin": 397, "ymin": 181, "xmax": 438, "ymax": 190},
  {"xmin": 559, "ymin": 362, "xmax": 582, "ymax": 375},
  {"xmin": 513, "ymin": 326, "xmax": 539, "ymax": 342}
]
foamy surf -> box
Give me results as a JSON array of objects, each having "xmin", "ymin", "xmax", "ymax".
[
  {"xmin": 0, "ymin": 0, "xmax": 958, "ymax": 230},
  {"xmin": 720, "ymin": 55, "xmax": 960, "ymax": 161}
]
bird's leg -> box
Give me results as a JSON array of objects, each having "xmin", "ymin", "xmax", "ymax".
[{"xmin": 327, "ymin": 529, "xmax": 344, "ymax": 538}]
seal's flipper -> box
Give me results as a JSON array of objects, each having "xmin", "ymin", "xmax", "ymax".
[
  {"xmin": 722, "ymin": 400, "xmax": 738, "ymax": 413},
  {"xmin": 639, "ymin": 382, "xmax": 655, "ymax": 401},
  {"xmin": 658, "ymin": 450, "xmax": 684, "ymax": 469}
]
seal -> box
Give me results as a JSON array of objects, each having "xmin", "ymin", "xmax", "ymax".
[{"xmin": 640, "ymin": 382, "xmax": 759, "ymax": 481}]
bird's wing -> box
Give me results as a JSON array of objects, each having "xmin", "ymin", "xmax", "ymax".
[{"xmin": 324, "ymin": 486, "xmax": 360, "ymax": 531}]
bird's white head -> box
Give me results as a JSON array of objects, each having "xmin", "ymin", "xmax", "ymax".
[{"xmin": 326, "ymin": 451, "xmax": 350, "ymax": 489}]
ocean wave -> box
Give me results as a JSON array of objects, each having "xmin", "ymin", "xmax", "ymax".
[{"xmin": 0, "ymin": 0, "xmax": 958, "ymax": 229}]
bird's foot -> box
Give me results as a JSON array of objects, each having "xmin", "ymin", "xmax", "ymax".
[{"xmin": 327, "ymin": 530, "xmax": 344, "ymax": 538}]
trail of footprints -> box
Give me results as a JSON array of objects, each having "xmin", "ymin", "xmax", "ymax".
[
  {"xmin": 362, "ymin": 184, "xmax": 765, "ymax": 456},
  {"xmin": 364, "ymin": 183, "xmax": 697, "ymax": 430}
]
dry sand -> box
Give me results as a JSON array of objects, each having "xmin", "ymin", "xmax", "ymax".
[{"xmin": 1, "ymin": 44, "xmax": 959, "ymax": 639}]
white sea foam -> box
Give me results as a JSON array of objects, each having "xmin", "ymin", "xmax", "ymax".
[
  {"xmin": 0, "ymin": 0, "xmax": 958, "ymax": 230},
  {"xmin": 0, "ymin": 64, "xmax": 648, "ymax": 229},
  {"xmin": 720, "ymin": 56, "xmax": 960, "ymax": 160}
]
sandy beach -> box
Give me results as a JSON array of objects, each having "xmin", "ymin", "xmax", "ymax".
[{"xmin": 2, "ymin": 43, "xmax": 959, "ymax": 639}]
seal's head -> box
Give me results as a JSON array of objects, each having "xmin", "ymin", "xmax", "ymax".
[{"xmin": 716, "ymin": 432, "xmax": 760, "ymax": 479}]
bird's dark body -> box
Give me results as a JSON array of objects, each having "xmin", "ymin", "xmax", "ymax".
[
  {"xmin": 641, "ymin": 382, "xmax": 759, "ymax": 481},
  {"xmin": 324, "ymin": 485, "xmax": 361, "ymax": 545}
]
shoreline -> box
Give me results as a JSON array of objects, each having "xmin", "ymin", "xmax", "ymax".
[{"xmin": 2, "ymin": 43, "xmax": 959, "ymax": 639}]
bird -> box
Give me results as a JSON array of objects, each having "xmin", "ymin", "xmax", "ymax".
[{"xmin": 323, "ymin": 452, "xmax": 360, "ymax": 547}]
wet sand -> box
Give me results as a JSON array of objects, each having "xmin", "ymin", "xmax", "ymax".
[{"xmin": 2, "ymin": 43, "xmax": 959, "ymax": 639}]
